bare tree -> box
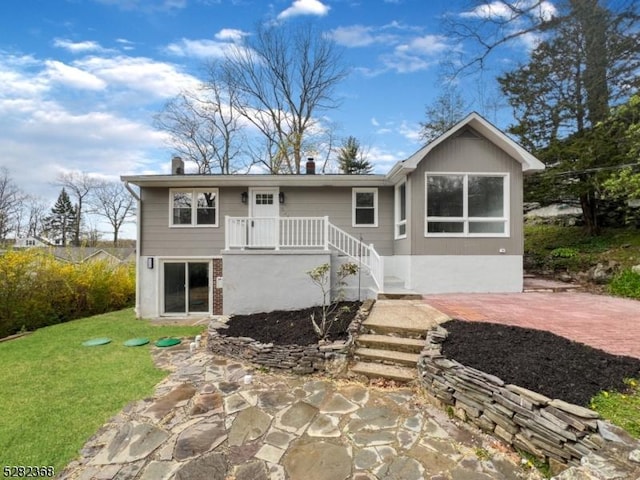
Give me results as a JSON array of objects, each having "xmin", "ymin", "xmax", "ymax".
[
  {"xmin": 90, "ymin": 182, "xmax": 135, "ymax": 246},
  {"xmin": 154, "ymin": 63, "xmax": 247, "ymax": 174},
  {"xmin": 223, "ymin": 22, "xmax": 348, "ymax": 173},
  {"xmin": 16, "ymin": 195, "xmax": 47, "ymax": 238},
  {"xmin": 56, "ymin": 172, "xmax": 100, "ymax": 246},
  {"xmin": 420, "ymin": 85, "xmax": 467, "ymax": 143},
  {"xmin": 0, "ymin": 168, "xmax": 25, "ymax": 241}
]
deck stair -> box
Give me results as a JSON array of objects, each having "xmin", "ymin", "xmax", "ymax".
[{"xmin": 351, "ymin": 300, "xmax": 450, "ymax": 383}]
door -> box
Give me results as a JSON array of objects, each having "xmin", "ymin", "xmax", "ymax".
[
  {"xmin": 163, "ymin": 261, "xmax": 210, "ymax": 314},
  {"xmin": 249, "ymin": 188, "xmax": 279, "ymax": 247}
]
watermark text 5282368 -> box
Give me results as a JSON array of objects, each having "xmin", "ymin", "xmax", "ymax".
[{"xmin": 3, "ymin": 466, "xmax": 55, "ymax": 478}]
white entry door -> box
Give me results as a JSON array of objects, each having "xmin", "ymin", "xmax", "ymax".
[{"xmin": 249, "ymin": 188, "xmax": 279, "ymax": 247}]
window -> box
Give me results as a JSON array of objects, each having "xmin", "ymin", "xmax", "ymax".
[
  {"xmin": 26, "ymin": 239, "xmax": 36, "ymax": 246},
  {"xmin": 255, "ymin": 193, "xmax": 274, "ymax": 205},
  {"xmin": 353, "ymin": 188, "xmax": 378, "ymax": 227},
  {"xmin": 170, "ymin": 189, "xmax": 218, "ymax": 227},
  {"xmin": 395, "ymin": 181, "xmax": 407, "ymax": 239},
  {"xmin": 425, "ymin": 173, "xmax": 508, "ymax": 237}
]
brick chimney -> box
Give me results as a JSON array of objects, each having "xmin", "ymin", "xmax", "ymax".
[
  {"xmin": 305, "ymin": 157, "xmax": 315, "ymax": 175},
  {"xmin": 171, "ymin": 156, "xmax": 184, "ymax": 175}
]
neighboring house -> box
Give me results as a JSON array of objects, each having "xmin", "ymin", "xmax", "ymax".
[
  {"xmin": 14, "ymin": 236, "xmax": 54, "ymax": 248},
  {"xmin": 121, "ymin": 113, "xmax": 545, "ymax": 318},
  {"xmin": 48, "ymin": 247, "xmax": 136, "ymax": 265}
]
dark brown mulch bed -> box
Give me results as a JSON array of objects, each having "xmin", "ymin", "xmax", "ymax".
[
  {"xmin": 441, "ymin": 319, "xmax": 640, "ymax": 406},
  {"xmin": 224, "ymin": 301, "xmax": 362, "ymax": 346}
]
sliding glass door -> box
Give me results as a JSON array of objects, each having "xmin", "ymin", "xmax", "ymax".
[{"xmin": 163, "ymin": 261, "xmax": 210, "ymax": 314}]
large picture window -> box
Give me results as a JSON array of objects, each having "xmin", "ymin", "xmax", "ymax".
[
  {"xmin": 352, "ymin": 188, "xmax": 378, "ymax": 227},
  {"xmin": 425, "ymin": 173, "xmax": 508, "ymax": 237},
  {"xmin": 170, "ymin": 189, "xmax": 218, "ymax": 227}
]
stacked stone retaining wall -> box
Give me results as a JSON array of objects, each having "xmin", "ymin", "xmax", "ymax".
[
  {"xmin": 419, "ymin": 325, "xmax": 605, "ymax": 468},
  {"xmin": 207, "ymin": 300, "xmax": 373, "ymax": 374}
]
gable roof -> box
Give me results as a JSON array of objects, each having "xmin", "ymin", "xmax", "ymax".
[{"xmin": 386, "ymin": 112, "xmax": 545, "ymax": 182}]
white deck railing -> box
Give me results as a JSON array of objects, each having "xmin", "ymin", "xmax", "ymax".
[{"xmin": 225, "ymin": 216, "xmax": 383, "ymax": 289}]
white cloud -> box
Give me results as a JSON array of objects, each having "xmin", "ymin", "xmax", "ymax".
[
  {"xmin": 460, "ymin": 1, "xmax": 515, "ymax": 19},
  {"xmin": 53, "ymin": 38, "xmax": 105, "ymax": 53},
  {"xmin": 371, "ymin": 117, "xmax": 380, "ymax": 127},
  {"xmin": 44, "ymin": 60, "xmax": 107, "ymax": 90},
  {"xmin": 116, "ymin": 38, "xmax": 136, "ymax": 51},
  {"xmin": 398, "ymin": 121, "xmax": 422, "ymax": 142},
  {"xmin": 330, "ymin": 25, "xmax": 379, "ymax": 47},
  {"xmin": 214, "ymin": 28, "xmax": 247, "ymax": 42},
  {"xmin": 277, "ymin": 0, "xmax": 330, "ymax": 20},
  {"xmin": 74, "ymin": 56, "xmax": 199, "ymax": 98},
  {"xmin": 165, "ymin": 38, "xmax": 233, "ymax": 58},
  {"xmin": 460, "ymin": 0, "xmax": 556, "ymax": 21},
  {"xmin": 367, "ymin": 145, "xmax": 405, "ymax": 171},
  {"xmin": 380, "ymin": 34, "xmax": 451, "ymax": 73}
]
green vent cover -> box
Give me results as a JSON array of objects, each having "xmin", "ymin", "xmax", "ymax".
[
  {"xmin": 124, "ymin": 338, "xmax": 150, "ymax": 347},
  {"xmin": 155, "ymin": 338, "xmax": 181, "ymax": 348},
  {"xmin": 82, "ymin": 337, "xmax": 111, "ymax": 347}
]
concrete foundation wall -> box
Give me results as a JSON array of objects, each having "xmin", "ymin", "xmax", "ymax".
[
  {"xmin": 138, "ymin": 256, "xmax": 159, "ymax": 318},
  {"xmin": 405, "ymin": 255, "xmax": 523, "ymax": 293},
  {"xmin": 222, "ymin": 251, "xmax": 331, "ymax": 315},
  {"xmin": 331, "ymin": 255, "xmax": 377, "ymax": 302}
]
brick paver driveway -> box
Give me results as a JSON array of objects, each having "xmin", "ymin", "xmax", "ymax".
[{"xmin": 423, "ymin": 292, "xmax": 640, "ymax": 359}]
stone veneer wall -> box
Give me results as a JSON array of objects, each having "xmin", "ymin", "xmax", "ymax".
[
  {"xmin": 419, "ymin": 325, "xmax": 606, "ymax": 467},
  {"xmin": 207, "ymin": 300, "xmax": 374, "ymax": 374}
]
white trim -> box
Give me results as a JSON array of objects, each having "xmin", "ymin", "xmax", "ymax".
[
  {"xmin": 391, "ymin": 112, "xmax": 545, "ymax": 178},
  {"xmin": 424, "ymin": 172, "xmax": 510, "ymax": 238},
  {"xmin": 352, "ymin": 187, "xmax": 379, "ymax": 228},
  {"xmin": 169, "ymin": 188, "xmax": 219, "ymax": 228},
  {"xmin": 394, "ymin": 180, "xmax": 408, "ymax": 239}
]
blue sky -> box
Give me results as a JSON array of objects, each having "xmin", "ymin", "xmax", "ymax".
[{"xmin": 0, "ymin": 0, "xmax": 545, "ymax": 237}]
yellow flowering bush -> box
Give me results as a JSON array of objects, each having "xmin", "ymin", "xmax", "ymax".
[{"xmin": 0, "ymin": 249, "xmax": 135, "ymax": 337}]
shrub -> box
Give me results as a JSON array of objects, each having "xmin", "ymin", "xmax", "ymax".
[
  {"xmin": 608, "ymin": 269, "xmax": 640, "ymax": 300},
  {"xmin": 0, "ymin": 249, "xmax": 135, "ymax": 338}
]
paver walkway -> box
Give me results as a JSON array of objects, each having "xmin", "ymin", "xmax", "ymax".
[
  {"xmin": 59, "ymin": 341, "xmax": 542, "ymax": 480},
  {"xmin": 423, "ymin": 292, "xmax": 640, "ymax": 359}
]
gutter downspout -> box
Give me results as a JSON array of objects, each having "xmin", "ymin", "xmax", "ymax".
[{"xmin": 124, "ymin": 181, "xmax": 142, "ymax": 318}]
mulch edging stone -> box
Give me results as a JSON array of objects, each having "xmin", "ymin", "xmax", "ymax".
[
  {"xmin": 207, "ymin": 299, "xmax": 374, "ymax": 375},
  {"xmin": 419, "ymin": 324, "xmax": 640, "ymax": 477}
]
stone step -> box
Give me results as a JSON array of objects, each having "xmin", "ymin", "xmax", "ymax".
[
  {"xmin": 363, "ymin": 301, "xmax": 448, "ymax": 337},
  {"xmin": 351, "ymin": 361, "xmax": 416, "ymax": 383},
  {"xmin": 377, "ymin": 292, "xmax": 424, "ymax": 300},
  {"xmin": 357, "ymin": 334, "xmax": 425, "ymax": 354},
  {"xmin": 354, "ymin": 347, "xmax": 420, "ymax": 367}
]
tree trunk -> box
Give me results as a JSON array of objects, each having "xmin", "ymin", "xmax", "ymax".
[{"xmin": 580, "ymin": 190, "xmax": 600, "ymax": 236}]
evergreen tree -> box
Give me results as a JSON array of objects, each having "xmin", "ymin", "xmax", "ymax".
[
  {"xmin": 338, "ymin": 136, "xmax": 373, "ymax": 174},
  {"xmin": 44, "ymin": 188, "xmax": 77, "ymax": 245}
]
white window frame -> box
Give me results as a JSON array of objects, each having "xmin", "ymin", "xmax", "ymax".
[
  {"xmin": 169, "ymin": 188, "xmax": 219, "ymax": 228},
  {"xmin": 424, "ymin": 172, "xmax": 509, "ymax": 238},
  {"xmin": 352, "ymin": 188, "xmax": 378, "ymax": 227},
  {"xmin": 394, "ymin": 181, "xmax": 408, "ymax": 239}
]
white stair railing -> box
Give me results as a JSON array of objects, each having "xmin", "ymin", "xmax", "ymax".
[
  {"xmin": 225, "ymin": 216, "xmax": 383, "ymax": 290},
  {"xmin": 327, "ymin": 221, "xmax": 383, "ymax": 290}
]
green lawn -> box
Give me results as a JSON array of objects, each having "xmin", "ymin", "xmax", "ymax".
[{"xmin": 0, "ymin": 309, "xmax": 204, "ymax": 475}]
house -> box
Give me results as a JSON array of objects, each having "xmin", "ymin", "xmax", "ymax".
[
  {"xmin": 48, "ymin": 247, "xmax": 136, "ymax": 265},
  {"xmin": 121, "ymin": 113, "xmax": 545, "ymax": 318},
  {"xmin": 13, "ymin": 236, "xmax": 54, "ymax": 248}
]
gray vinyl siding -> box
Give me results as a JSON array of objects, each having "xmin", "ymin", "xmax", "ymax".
[
  {"xmin": 409, "ymin": 131, "xmax": 524, "ymax": 256},
  {"xmin": 140, "ymin": 186, "xmax": 247, "ymax": 256},
  {"xmin": 140, "ymin": 184, "xmax": 394, "ymax": 257},
  {"xmin": 280, "ymin": 186, "xmax": 394, "ymax": 256}
]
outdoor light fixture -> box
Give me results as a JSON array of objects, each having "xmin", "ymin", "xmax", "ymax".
[
  {"xmin": 241, "ymin": 191, "xmax": 248, "ymax": 204},
  {"xmin": 147, "ymin": 257, "xmax": 154, "ymax": 269},
  {"xmin": 279, "ymin": 192, "xmax": 285, "ymax": 204}
]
